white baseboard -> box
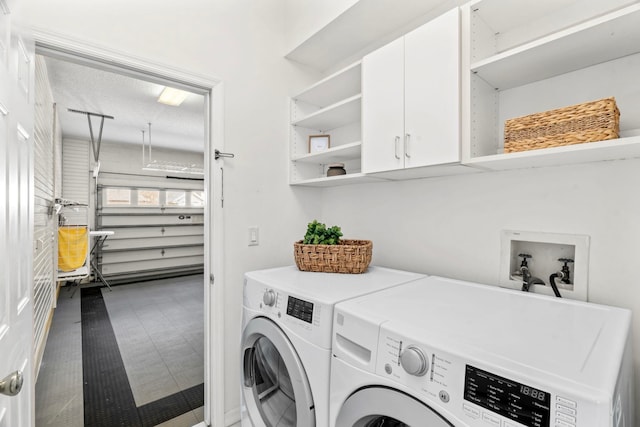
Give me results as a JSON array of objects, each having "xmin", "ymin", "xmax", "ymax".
[{"xmin": 225, "ymin": 407, "xmax": 241, "ymax": 426}]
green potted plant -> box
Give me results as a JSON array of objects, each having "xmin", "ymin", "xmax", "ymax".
[{"xmin": 294, "ymin": 220, "xmax": 372, "ymax": 274}]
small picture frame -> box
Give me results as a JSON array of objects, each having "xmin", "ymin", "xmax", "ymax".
[{"xmin": 308, "ymin": 135, "xmax": 330, "ymax": 153}]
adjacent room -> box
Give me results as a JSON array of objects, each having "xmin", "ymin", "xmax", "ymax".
[{"xmin": 31, "ymin": 54, "xmax": 207, "ymax": 426}]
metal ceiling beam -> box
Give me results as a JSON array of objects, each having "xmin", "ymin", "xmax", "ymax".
[{"xmin": 68, "ymin": 108, "xmax": 114, "ymax": 163}]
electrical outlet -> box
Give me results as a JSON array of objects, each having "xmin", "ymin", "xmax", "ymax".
[{"xmin": 248, "ymin": 226, "xmax": 259, "ymax": 246}]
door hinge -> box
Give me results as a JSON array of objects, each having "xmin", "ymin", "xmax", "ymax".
[{"xmin": 209, "ymin": 274, "xmax": 215, "ymax": 285}]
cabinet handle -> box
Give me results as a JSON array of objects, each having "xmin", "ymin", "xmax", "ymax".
[
  {"xmin": 405, "ymin": 134, "xmax": 411, "ymax": 158},
  {"xmin": 394, "ymin": 136, "xmax": 400, "ymax": 160}
]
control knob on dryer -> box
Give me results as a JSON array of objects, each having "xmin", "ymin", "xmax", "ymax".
[
  {"xmin": 263, "ymin": 289, "xmax": 277, "ymax": 307},
  {"xmin": 400, "ymin": 346, "xmax": 428, "ymax": 376}
]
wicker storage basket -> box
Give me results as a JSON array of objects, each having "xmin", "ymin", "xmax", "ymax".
[
  {"xmin": 504, "ymin": 97, "xmax": 620, "ymax": 153},
  {"xmin": 294, "ymin": 239, "xmax": 372, "ymax": 274}
]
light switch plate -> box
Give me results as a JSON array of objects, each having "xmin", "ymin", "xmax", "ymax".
[{"xmin": 248, "ymin": 226, "xmax": 259, "ymax": 246}]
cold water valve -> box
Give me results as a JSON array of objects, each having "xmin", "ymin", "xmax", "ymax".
[{"xmin": 558, "ymin": 258, "xmax": 574, "ymax": 284}]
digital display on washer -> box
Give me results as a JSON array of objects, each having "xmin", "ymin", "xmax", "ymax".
[
  {"xmin": 464, "ymin": 365, "xmax": 550, "ymax": 427},
  {"xmin": 286, "ymin": 296, "xmax": 313, "ymax": 324}
]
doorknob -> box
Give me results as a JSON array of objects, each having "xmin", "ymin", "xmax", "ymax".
[
  {"xmin": 215, "ymin": 149, "xmax": 235, "ymax": 160},
  {"xmin": 0, "ymin": 370, "xmax": 23, "ymax": 397}
]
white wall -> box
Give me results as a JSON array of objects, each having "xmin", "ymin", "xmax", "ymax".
[
  {"xmin": 283, "ymin": 0, "xmax": 358, "ymax": 53},
  {"xmin": 24, "ymin": 0, "xmax": 322, "ymax": 423},
  {"xmin": 323, "ymin": 159, "xmax": 640, "ymax": 416}
]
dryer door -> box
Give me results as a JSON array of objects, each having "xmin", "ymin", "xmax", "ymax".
[
  {"xmin": 336, "ymin": 387, "xmax": 453, "ymax": 426},
  {"xmin": 241, "ymin": 317, "xmax": 315, "ymax": 427}
]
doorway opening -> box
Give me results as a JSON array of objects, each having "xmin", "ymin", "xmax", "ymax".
[{"xmin": 31, "ymin": 34, "xmax": 225, "ymax": 427}]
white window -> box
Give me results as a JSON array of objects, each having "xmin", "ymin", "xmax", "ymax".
[
  {"xmin": 138, "ymin": 189, "xmax": 160, "ymax": 206},
  {"xmin": 105, "ymin": 188, "xmax": 131, "ymax": 206},
  {"xmin": 166, "ymin": 190, "xmax": 186, "ymax": 207},
  {"xmin": 191, "ymin": 190, "xmax": 205, "ymax": 207}
]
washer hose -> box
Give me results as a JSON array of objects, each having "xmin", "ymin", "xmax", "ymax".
[{"xmin": 548, "ymin": 274, "xmax": 563, "ymax": 298}]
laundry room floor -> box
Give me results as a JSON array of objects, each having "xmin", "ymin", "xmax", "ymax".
[{"xmin": 35, "ymin": 275, "xmax": 205, "ymax": 427}]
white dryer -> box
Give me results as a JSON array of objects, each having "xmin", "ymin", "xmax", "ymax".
[
  {"xmin": 241, "ymin": 266, "xmax": 425, "ymax": 427},
  {"xmin": 331, "ymin": 276, "xmax": 633, "ymax": 427}
]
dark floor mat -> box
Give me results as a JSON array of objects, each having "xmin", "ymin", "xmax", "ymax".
[
  {"xmin": 81, "ymin": 287, "xmax": 204, "ymax": 426},
  {"xmin": 81, "ymin": 287, "xmax": 142, "ymax": 426},
  {"xmin": 138, "ymin": 383, "xmax": 205, "ymax": 427}
]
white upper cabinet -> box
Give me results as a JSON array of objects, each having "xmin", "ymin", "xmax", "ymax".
[
  {"xmin": 461, "ymin": 0, "xmax": 640, "ymax": 170},
  {"xmin": 361, "ymin": 37, "xmax": 405, "ymax": 174},
  {"xmin": 405, "ymin": 8, "xmax": 460, "ymax": 168},
  {"xmin": 362, "ymin": 8, "xmax": 462, "ymax": 176}
]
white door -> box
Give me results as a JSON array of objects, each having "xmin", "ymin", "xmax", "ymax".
[
  {"xmin": 362, "ymin": 37, "xmax": 405, "ymax": 174},
  {"xmin": 0, "ymin": 0, "xmax": 36, "ymax": 425},
  {"xmin": 404, "ymin": 7, "xmax": 460, "ymax": 168}
]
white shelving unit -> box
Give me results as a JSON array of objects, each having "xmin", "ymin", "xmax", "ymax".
[
  {"xmin": 284, "ymin": 0, "xmax": 456, "ymax": 71},
  {"xmin": 292, "ymin": 95, "xmax": 361, "ymax": 130},
  {"xmin": 290, "ymin": 61, "xmax": 372, "ymax": 186},
  {"xmin": 462, "ymin": 0, "xmax": 640, "ymax": 169},
  {"xmin": 292, "ymin": 141, "xmax": 362, "ymax": 164}
]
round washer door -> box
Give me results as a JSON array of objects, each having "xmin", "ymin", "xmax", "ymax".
[
  {"xmin": 241, "ymin": 317, "xmax": 315, "ymax": 427},
  {"xmin": 336, "ymin": 387, "xmax": 453, "ymax": 427}
]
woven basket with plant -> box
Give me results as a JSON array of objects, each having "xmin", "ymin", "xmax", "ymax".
[{"xmin": 294, "ymin": 220, "xmax": 372, "ymax": 274}]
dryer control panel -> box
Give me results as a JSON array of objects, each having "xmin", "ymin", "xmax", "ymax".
[{"xmin": 243, "ymin": 277, "xmax": 334, "ymax": 348}]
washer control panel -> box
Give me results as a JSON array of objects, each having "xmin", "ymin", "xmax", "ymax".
[
  {"xmin": 464, "ymin": 365, "xmax": 550, "ymax": 427},
  {"xmin": 375, "ymin": 327, "xmax": 591, "ymax": 427},
  {"xmin": 400, "ymin": 346, "xmax": 429, "ymax": 376},
  {"xmin": 262, "ymin": 289, "xmax": 277, "ymax": 307},
  {"xmin": 376, "ymin": 329, "xmax": 458, "ymax": 408}
]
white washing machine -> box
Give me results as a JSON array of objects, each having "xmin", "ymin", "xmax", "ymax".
[
  {"xmin": 241, "ymin": 266, "xmax": 425, "ymax": 427},
  {"xmin": 331, "ymin": 276, "xmax": 633, "ymax": 427}
]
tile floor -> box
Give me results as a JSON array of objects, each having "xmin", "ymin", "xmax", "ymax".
[
  {"xmin": 35, "ymin": 275, "xmax": 205, "ymax": 427},
  {"xmin": 35, "ymin": 286, "xmax": 84, "ymax": 427}
]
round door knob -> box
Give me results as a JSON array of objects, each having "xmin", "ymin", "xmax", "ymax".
[
  {"xmin": 400, "ymin": 346, "xmax": 428, "ymax": 376},
  {"xmin": 262, "ymin": 289, "xmax": 276, "ymax": 307}
]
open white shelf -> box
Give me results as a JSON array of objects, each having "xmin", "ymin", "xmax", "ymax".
[
  {"xmin": 463, "ymin": 0, "xmax": 640, "ymax": 172},
  {"xmin": 471, "ymin": 3, "xmax": 640, "ymax": 90},
  {"xmin": 465, "ymin": 135, "xmax": 640, "ymax": 171},
  {"xmin": 290, "ymin": 59, "xmax": 364, "ymax": 186},
  {"xmin": 292, "ymin": 95, "xmax": 362, "ymax": 131},
  {"xmin": 292, "ymin": 141, "xmax": 361, "ymax": 164},
  {"xmin": 293, "ymin": 61, "xmax": 361, "ymax": 107}
]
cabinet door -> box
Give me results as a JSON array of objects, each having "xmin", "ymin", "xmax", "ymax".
[
  {"xmin": 362, "ymin": 37, "xmax": 404, "ymax": 174},
  {"xmin": 404, "ymin": 7, "xmax": 460, "ymax": 168}
]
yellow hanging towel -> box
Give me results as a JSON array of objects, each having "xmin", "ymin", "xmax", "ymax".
[{"xmin": 58, "ymin": 226, "xmax": 88, "ymax": 272}]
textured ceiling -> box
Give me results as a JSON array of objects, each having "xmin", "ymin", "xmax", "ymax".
[{"xmin": 42, "ymin": 55, "xmax": 205, "ymax": 153}]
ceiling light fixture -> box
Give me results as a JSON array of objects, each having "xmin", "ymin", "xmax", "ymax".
[{"xmin": 157, "ymin": 86, "xmax": 190, "ymax": 106}]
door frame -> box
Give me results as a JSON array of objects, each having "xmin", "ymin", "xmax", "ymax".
[{"xmin": 31, "ymin": 29, "xmax": 226, "ymax": 427}]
